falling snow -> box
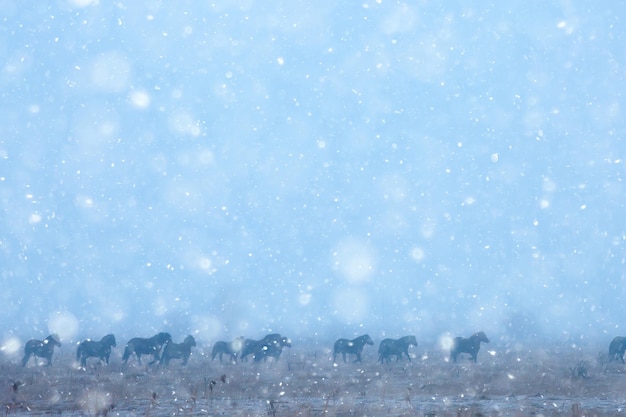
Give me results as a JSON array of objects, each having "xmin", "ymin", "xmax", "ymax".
[{"xmin": 0, "ymin": 0, "xmax": 624, "ymax": 354}]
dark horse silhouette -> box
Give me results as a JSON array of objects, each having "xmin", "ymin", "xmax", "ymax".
[
  {"xmin": 122, "ymin": 332, "xmax": 171, "ymax": 365},
  {"xmin": 240, "ymin": 334, "xmax": 291, "ymax": 362},
  {"xmin": 333, "ymin": 334, "xmax": 374, "ymax": 363},
  {"xmin": 251, "ymin": 334, "xmax": 291, "ymax": 362},
  {"xmin": 450, "ymin": 331, "xmax": 489, "ymax": 363},
  {"xmin": 378, "ymin": 335, "xmax": 418, "ymax": 364},
  {"xmin": 608, "ymin": 336, "xmax": 626, "ymax": 363},
  {"xmin": 76, "ymin": 334, "xmax": 117, "ymax": 367},
  {"xmin": 22, "ymin": 334, "xmax": 61, "ymax": 367},
  {"xmin": 160, "ymin": 335, "xmax": 196, "ymax": 365},
  {"xmin": 211, "ymin": 337, "xmax": 245, "ymax": 363}
]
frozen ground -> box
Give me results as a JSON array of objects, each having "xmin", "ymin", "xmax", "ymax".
[{"xmin": 3, "ymin": 343, "xmax": 626, "ymax": 416}]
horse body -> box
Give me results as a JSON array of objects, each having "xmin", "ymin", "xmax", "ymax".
[
  {"xmin": 450, "ymin": 331, "xmax": 489, "ymax": 363},
  {"xmin": 333, "ymin": 334, "xmax": 374, "ymax": 363},
  {"xmin": 378, "ymin": 335, "xmax": 418, "ymax": 364},
  {"xmin": 609, "ymin": 336, "xmax": 626, "ymax": 363},
  {"xmin": 76, "ymin": 334, "xmax": 117, "ymax": 367},
  {"xmin": 160, "ymin": 335, "xmax": 196, "ymax": 365},
  {"xmin": 122, "ymin": 332, "xmax": 172, "ymax": 365},
  {"xmin": 22, "ymin": 334, "xmax": 61, "ymax": 367},
  {"xmin": 211, "ymin": 337, "xmax": 245, "ymax": 363}
]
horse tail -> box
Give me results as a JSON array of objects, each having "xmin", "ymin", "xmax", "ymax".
[{"xmin": 76, "ymin": 344, "xmax": 82, "ymax": 362}]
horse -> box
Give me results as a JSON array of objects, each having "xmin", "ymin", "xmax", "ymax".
[
  {"xmin": 333, "ymin": 334, "xmax": 374, "ymax": 363},
  {"xmin": 122, "ymin": 332, "xmax": 171, "ymax": 365},
  {"xmin": 240, "ymin": 334, "xmax": 290, "ymax": 362},
  {"xmin": 450, "ymin": 331, "xmax": 489, "ymax": 363},
  {"xmin": 211, "ymin": 337, "xmax": 245, "ymax": 363},
  {"xmin": 22, "ymin": 334, "xmax": 62, "ymax": 367},
  {"xmin": 76, "ymin": 334, "xmax": 117, "ymax": 367},
  {"xmin": 160, "ymin": 335, "xmax": 196, "ymax": 365},
  {"xmin": 239, "ymin": 338, "xmax": 260, "ymax": 362},
  {"xmin": 252, "ymin": 334, "xmax": 291, "ymax": 362},
  {"xmin": 608, "ymin": 336, "xmax": 626, "ymax": 363},
  {"xmin": 378, "ymin": 335, "xmax": 418, "ymax": 364}
]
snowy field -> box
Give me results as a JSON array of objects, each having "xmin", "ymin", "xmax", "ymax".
[{"xmin": 3, "ymin": 343, "xmax": 626, "ymax": 416}]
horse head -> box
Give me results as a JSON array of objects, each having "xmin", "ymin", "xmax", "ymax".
[
  {"xmin": 406, "ymin": 335, "xmax": 418, "ymax": 347},
  {"xmin": 156, "ymin": 332, "xmax": 172, "ymax": 345},
  {"xmin": 103, "ymin": 334, "xmax": 117, "ymax": 347},
  {"xmin": 47, "ymin": 334, "xmax": 62, "ymax": 347},
  {"xmin": 473, "ymin": 331, "xmax": 489, "ymax": 343}
]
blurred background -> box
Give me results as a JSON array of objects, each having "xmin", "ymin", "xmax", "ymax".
[{"xmin": 0, "ymin": 0, "xmax": 624, "ymax": 354}]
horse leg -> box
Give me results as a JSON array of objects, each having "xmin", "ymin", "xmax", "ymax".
[{"xmin": 122, "ymin": 346, "xmax": 132, "ymax": 364}]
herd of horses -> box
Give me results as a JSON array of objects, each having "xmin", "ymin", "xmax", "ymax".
[
  {"xmin": 19, "ymin": 331, "xmax": 493, "ymax": 368},
  {"xmin": 21, "ymin": 332, "xmax": 294, "ymax": 368},
  {"xmin": 22, "ymin": 331, "xmax": 626, "ymax": 368}
]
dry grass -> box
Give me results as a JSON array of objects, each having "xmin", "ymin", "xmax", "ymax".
[{"xmin": 2, "ymin": 344, "xmax": 626, "ymax": 416}]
